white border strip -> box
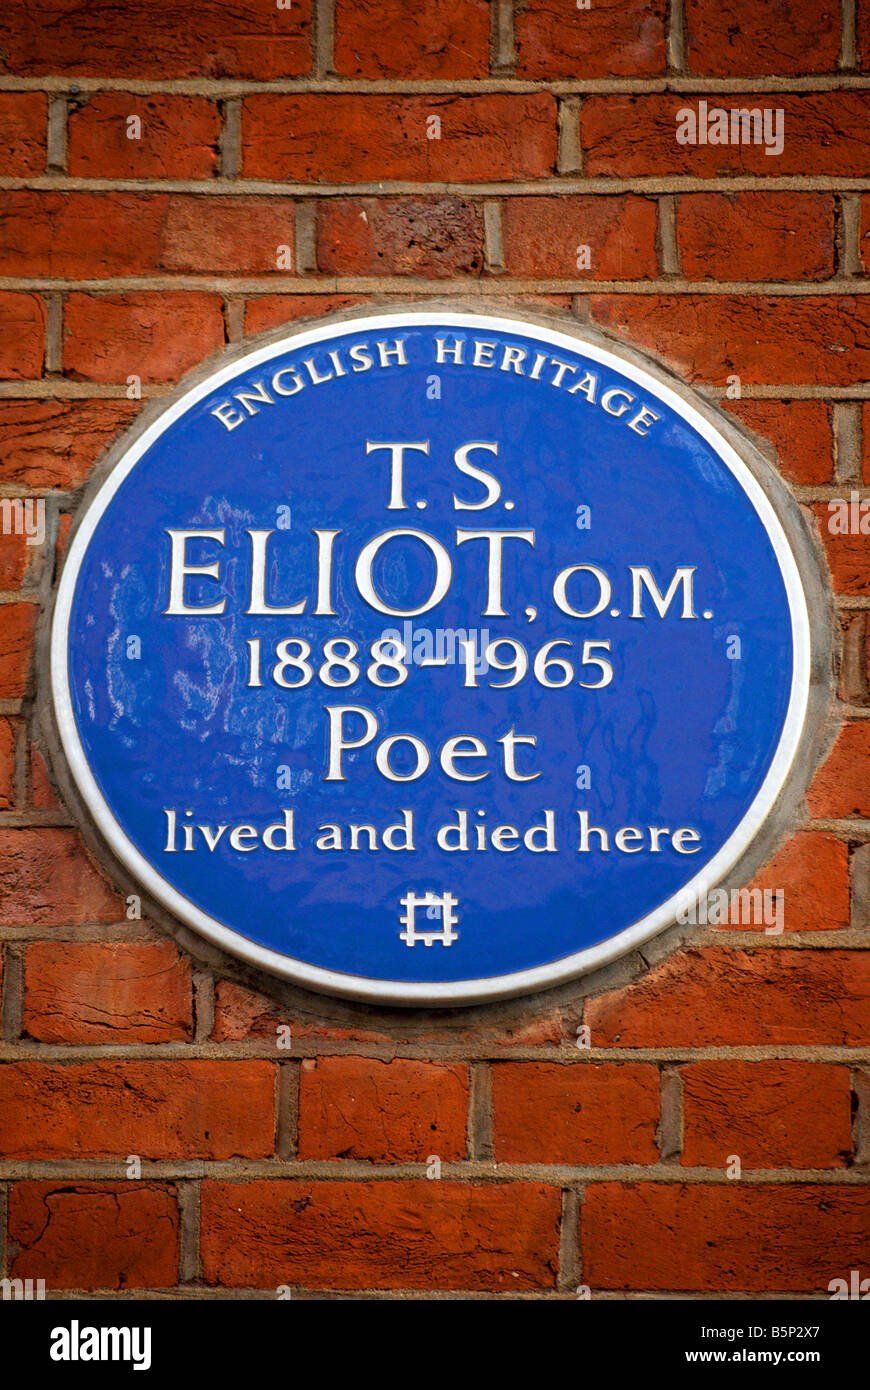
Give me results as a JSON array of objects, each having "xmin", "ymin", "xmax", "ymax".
[{"xmin": 50, "ymin": 311, "xmax": 812, "ymax": 1006}]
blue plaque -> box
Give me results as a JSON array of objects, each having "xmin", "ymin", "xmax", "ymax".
[{"xmin": 51, "ymin": 311, "xmax": 811, "ymax": 1004}]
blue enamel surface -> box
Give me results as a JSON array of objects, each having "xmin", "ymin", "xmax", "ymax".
[{"xmin": 65, "ymin": 322, "xmax": 794, "ymax": 985}]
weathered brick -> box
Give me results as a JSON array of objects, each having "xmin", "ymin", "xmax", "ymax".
[
  {"xmin": 860, "ymin": 3, "xmax": 870, "ymax": 72},
  {"xmin": 0, "ymin": 192, "xmax": 296, "ymax": 277},
  {"xmin": 244, "ymin": 294, "xmax": 368, "ymax": 337},
  {"xmin": 334, "ymin": 0, "xmax": 490, "ymax": 77},
  {"xmin": 676, "ymin": 192, "xmax": 835, "ymax": 281},
  {"xmin": 23, "ymin": 942, "xmax": 193, "ymax": 1044},
  {"xmin": 585, "ymin": 948, "xmax": 870, "ymax": 1046},
  {"xmin": 0, "ymin": 526, "xmax": 31, "ymax": 589},
  {"xmin": 590, "ymin": 295, "xmax": 870, "ymax": 386},
  {"xmin": 0, "ymin": 400, "xmax": 138, "ymax": 489},
  {"xmin": 491, "ymin": 1062, "xmax": 660, "ymax": 1163},
  {"xmin": 721, "ymin": 400, "xmax": 834, "ymax": 485},
  {"xmin": 297, "ymin": 1056, "xmax": 468, "ymax": 1161},
  {"xmin": 808, "ymin": 722, "xmax": 870, "ymax": 818},
  {"xmin": 0, "ymin": 827, "xmax": 122, "ymax": 925},
  {"xmin": 211, "ymin": 977, "xmax": 562, "ymax": 1048},
  {"xmin": 0, "ymin": 601, "xmax": 37, "ymax": 698},
  {"xmin": 680, "ymin": 1061, "xmax": 853, "ymax": 1168},
  {"xmin": 64, "ymin": 292, "xmax": 225, "ymax": 383},
  {"xmin": 210, "ymin": 978, "xmax": 390, "ymax": 1044},
  {"xmin": 0, "ymin": 1060, "xmax": 276, "ymax": 1159},
  {"xmin": 0, "ymin": 0, "xmax": 312, "ymax": 78},
  {"xmin": 583, "ymin": 1183, "xmax": 870, "ymax": 1291},
  {"xmin": 861, "ymin": 197, "xmax": 870, "ymax": 274},
  {"xmin": 9, "ymin": 1182, "xmax": 180, "ymax": 1291},
  {"xmin": 0, "ymin": 92, "xmax": 46, "ymax": 175},
  {"xmin": 67, "ymin": 94, "xmax": 220, "ymax": 179},
  {"xmin": 29, "ymin": 742, "xmax": 58, "ymax": 809},
  {"xmin": 815, "ymin": 502, "xmax": 870, "ymax": 595},
  {"xmin": 738, "ymin": 831, "xmax": 851, "ymax": 932},
  {"xmin": 0, "ymin": 294, "xmax": 45, "ymax": 379},
  {"xmin": 516, "ymin": 0, "xmax": 666, "ymax": 78},
  {"xmin": 0, "ymin": 716, "xmax": 16, "ymax": 809},
  {"xmin": 685, "ymin": 0, "xmax": 839, "ymax": 76},
  {"xmin": 501, "ymin": 194, "xmax": 658, "ymax": 278},
  {"xmin": 581, "ymin": 93, "xmax": 870, "ymax": 178},
  {"xmin": 318, "ymin": 197, "xmax": 485, "ymax": 277},
  {"xmin": 201, "ymin": 1179, "xmax": 561, "ymax": 1290},
  {"xmin": 242, "ymin": 94, "xmax": 558, "ymax": 183}
]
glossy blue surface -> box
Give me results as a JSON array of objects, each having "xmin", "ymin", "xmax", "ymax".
[{"xmin": 65, "ymin": 321, "xmax": 794, "ymax": 987}]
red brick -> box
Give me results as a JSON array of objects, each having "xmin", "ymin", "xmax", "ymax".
[
  {"xmin": 865, "ymin": 403, "xmax": 870, "ymax": 483},
  {"xmin": 583, "ymin": 1183, "xmax": 870, "ymax": 1291},
  {"xmin": 581, "ymin": 93, "xmax": 870, "ymax": 178},
  {"xmin": 0, "ymin": 601, "xmax": 36, "ymax": 697},
  {"xmin": 64, "ymin": 292, "xmax": 225, "ymax": 383},
  {"xmin": 29, "ymin": 742, "xmax": 58, "ymax": 809},
  {"xmin": 0, "ymin": 827, "xmax": 123, "ymax": 925},
  {"xmin": 297, "ymin": 1057, "xmax": 468, "ymax": 1161},
  {"xmin": 0, "ymin": 1060, "xmax": 276, "ymax": 1159},
  {"xmin": 585, "ymin": 948, "xmax": 870, "ymax": 1046},
  {"xmin": 686, "ymin": 0, "xmax": 839, "ymax": 76},
  {"xmin": 0, "ymin": 92, "xmax": 46, "ymax": 175},
  {"xmin": 0, "ymin": 400, "xmax": 137, "ymax": 489},
  {"xmin": 815, "ymin": 504, "xmax": 870, "ymax": 595},
  {"xmin": 722, "ymin": 400, "xmax": 834, "ymax": 485},
  {"xmin": 0, "ymin": 294, "xmax": 45, "ymax": 379},
  {"xmin": 201, "ymin": 1179, "xmax": 560, "ymax": 1290},
  {"xmin": 67, "ymin": 93, "xmax": 219, "ymax": 179},
  {"xmin": 156, "ymin": 196, "xmax": 296, "ymax": 274},
  {"xmin": 808, "ymin": 722, "xmax": 870, "ymax": 818},
  {"xmin": 0, "ymin": 716, "xmax": 16, "ymax": 809},
  {"xmin": 23, "ymin": 942, "xmax": 193, "ymax": 1044},
  {"xmin": 0, "ymin": 192, "xmax": 298, "ymax": 278},
  {"xmin": 244, "ymin": 294, "xmax": 368, "ymax": 337},
  {"xmin": 861, "ymin": 5, "xmax": 870, "ymax": 72},
  {"xmin": 0, "ymin": 525, "xmax": 31, "ymax": 589},
  {"xmin": 502, "ymin": 194, "xmax": 658, "ymax": 278},
  {"xmin": 516, "ymin": 0, "xmax": 666, "ymax": 78},
  {"xmin": 677, "ymin": 192, "xmax": 835, "ymax": 281},
  {"xmin": 491, "ymin": 1062, "xmax": 660, "ymax": 1164},
  {"xmin": 681, "ymin": 1061, "xmax": 852, "ymax": 1169},
  {"xmin": 210, "ymin": 978, "xmax": 389, "ymax": 1044},
  {"xmin": 247, "ymin": 296, "xmax": 576, "ymax": 340},
  {"xmin": 211, "ymin": 977, "xmax": 561, "ymax": 1049},
  {"xmin": 242, "ymin": 94, "xmax": 557, "ymax": 183},
  {"xmin": 0, "ymin": 0, "xmax": 312, "ymax": 78},
  {"xmin": 9, "ymin": 1182, "xmax": 179, "ymax": 1291},
  {"xmin": 318, "ymin": 197, "xmax": 484, "ymax": 277},
  {"xmin": 334, "ymin": 0, "xmax": 490, "ymax": 77},
  {"xmin": 861, "ymin": 197, "xmax": 870, "ymax": 274},
  {"xmin": 737, "ymin": 832, "xmax": 851, "ymax": 932},
  {"xmin": 591, "ymin": 294, "xmax": 870, "ymax": 386}
]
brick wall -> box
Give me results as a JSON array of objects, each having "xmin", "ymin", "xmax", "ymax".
[{"xmin": 0, "ymin": 0, "xmax": 869, "ymax": 1298}]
